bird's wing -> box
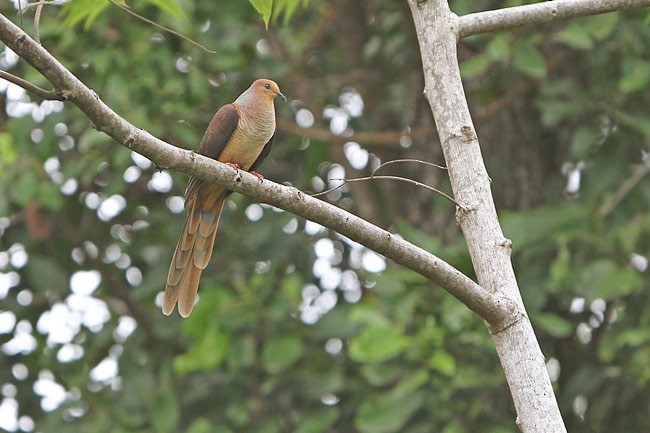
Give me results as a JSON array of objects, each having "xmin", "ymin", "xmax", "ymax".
[
  {"xmin": 185, "ymin": 103, "xmax": 240, "ymax": 199},
  {"xmin": 249, "ymin": 133, "xmax": 275, "ymax": 173}
]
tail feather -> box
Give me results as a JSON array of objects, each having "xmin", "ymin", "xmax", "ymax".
[
  {"xmin": 163, "ymin": 187, "xmax": 226, "ymax": 317},
  {"xmin": 194, "ymin": 204, "xmax": 223, "ymax": 268}
]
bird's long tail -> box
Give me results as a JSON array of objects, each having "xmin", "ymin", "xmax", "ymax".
[{"xmin": 163, "ymin": 187, "xmax": 225, "ymax": 317}]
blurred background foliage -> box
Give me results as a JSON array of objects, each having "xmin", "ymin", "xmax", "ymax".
[{"xmin": 0, "ymin": 0, "xmax": 649, "ymax": 432}]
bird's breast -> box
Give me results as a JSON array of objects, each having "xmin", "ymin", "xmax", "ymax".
[{"xmin": 217, "ymin": 110, "xmax": 275, "ymax": 170}]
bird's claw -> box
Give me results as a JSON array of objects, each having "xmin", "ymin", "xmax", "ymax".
[
  {"xmin": 225, "ymin": 162, "xmax": 240, "ymax": 170},
  {"xmin": 250, "ymin": 171, "xmax": 264, "ymax": 181}
]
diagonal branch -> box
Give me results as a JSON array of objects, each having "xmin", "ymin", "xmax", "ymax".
[
  {"xmin": 0, "ymin": 13, "xmax": 519, "ymax": 327},
  {"xmin": 458, "ymin": 0, "xmax": 650, "ymax": 38},
  {"xmin": 0, "ymin": 70, "xmax": 61, "ymax": 100}
]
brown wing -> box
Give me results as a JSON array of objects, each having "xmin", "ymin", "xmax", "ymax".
[
  {"xmin": 186, "ymin": 104, "xmax": 240, "ymax": 199},
  {"xmin": 248, "ymin": 133, "xmax": 275, "ymax": 173}
]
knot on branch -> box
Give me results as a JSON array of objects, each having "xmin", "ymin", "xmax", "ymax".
[
  {"xmin": 460, "ymin": 125, "xmax": 476, "ymax": 143},
  {"xmin": 124, "ymin": 133, "xmax": 137, "ymax": 148},
  {"xmin": 58, "ymin": 89, "xmax": 73, "ymax": 101},
  {"xmin": 13, "ymin": 31, "xmax": 27, "ymax": 47}
]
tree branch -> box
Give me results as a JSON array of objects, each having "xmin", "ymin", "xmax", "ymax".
[
  {"xmin": 0, "ymin": 13, "xmax": 519, "ymax": 327},
  {"xmin": 458, "ymin": 0, "xmax": 650, "ymax": 38},
  {"xmin": 0, "ymin": 70, "xmax": 61, "ymax": 100}
]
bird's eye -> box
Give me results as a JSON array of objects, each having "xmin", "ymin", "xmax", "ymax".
[{"xmin": 264, "ymin": 83, "xmax": 271, "ymax": 90}]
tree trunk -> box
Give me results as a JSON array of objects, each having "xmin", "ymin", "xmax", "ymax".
[{"xmin": 407, "ymin": 1, "xmax": 567, "ymax": 432}]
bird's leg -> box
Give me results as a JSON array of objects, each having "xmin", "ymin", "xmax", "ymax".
[
  {"xmin": 225, "ymin": 162, "xmax": 240, "ymax": 170},
  {"xmin": 249, "ymin": 171, "xmax": 264, "ymax": 180}
]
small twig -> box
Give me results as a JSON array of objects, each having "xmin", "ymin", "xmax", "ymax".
[
  {"xmin": 0, "ymin": 70, "xmax": 62, "ymax": 100},
  {"xmin": 598, "ymin": 163, "xmax": 650, "ymax": 218},
  {"xmin": 312, "ymin": 158, "xmax": 457, "ymax": 205},
  {"xmin": 315, "ymin": 175, "xmax": 460, "ymax": 207},
  {"xmin": 34, "ymin": 3, "xmax": 43, "ymax": 44},
  {"xmin": 108, "ymin": 0, "xmax": 217, "ymax": 54},
  {"xmin": 18, "ymin": 0, "xmax": 25, "ymax": 29},
  {"xmin": 370, "ymin": 158, "xmax": 447, "ymax": 176}
]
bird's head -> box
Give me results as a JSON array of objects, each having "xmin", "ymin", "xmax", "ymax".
[{"xmin": 250, "ymin": 79, "xmax": 287, "ymax": 103}]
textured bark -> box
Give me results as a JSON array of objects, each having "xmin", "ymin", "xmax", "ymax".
[
  {"xmin": 459, "ymin": 0, "xmax": 650, "ymax": 38},
  {"xmin": 408, "ymin": 1, "xmax": 566, "ymax": 432}
]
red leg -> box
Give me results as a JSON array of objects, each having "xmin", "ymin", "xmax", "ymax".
[
  {"xmin": 225, "ymin": 162, "xmax": 240, "ymax": 170},
  {"xmin": 249, "ymin": 171, "xmax": 264, "ymax": 180}
]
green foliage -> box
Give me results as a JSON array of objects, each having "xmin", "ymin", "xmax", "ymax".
[
  {"xmin": 348, "ymin": 325, "xmax": 410, "ymax": 363},
  {"xmin": 249, "ymin": 0, "xmax": 273, "ymax": 27},
  {"xmin": 249, "ymin": 0, "xmax": 310, "ymax": 27},
  {"xmin": 1, "ymin": 1, "xmax": 650, "ymax": 433},
  {"xmin": 61, "ymin": 0, "xmax": 110, "ymax": 29}
]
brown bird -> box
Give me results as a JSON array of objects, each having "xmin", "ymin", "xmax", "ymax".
[{"xmin": 163, "ymin": 79, "xmax": 286, "ymax": 318}]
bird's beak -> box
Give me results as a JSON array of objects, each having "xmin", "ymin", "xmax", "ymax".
[{"xmin": 276, "ymin": 92, "xmax": 287, "ymax": 102}]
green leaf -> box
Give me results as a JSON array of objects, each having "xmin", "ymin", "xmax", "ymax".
[
  {"xmin": 61, "ymin": 0, "xmax": 110, "ymax": 29},
  {"xmin": 533, "ymin": 313, "xmax": 574, "ymax": 338},
  {"xmin": 428, "ymin": 351, "xmax": 457, "ymax": 376},
  {"xmin": 349, "ymin": 325, "xmax": 409, "ymax": 364},
  {"xmin": 152, "ymin": 393, "xmax": 180, "ymax": 433},
  {"xmin": 461, "ymin": 54, "xmax": 493, "ymax": 79},
  {"xmin": 392, "ymin": 369, "xmax": 429, "ymax": 396},
  {"xmin": 354, "ymin": 391, "xmax": 425, "ymax": 433},
  {"xmin": 249, "ymin": 0, "xmax": 273, "ymax": 28},
  {"xmin": 174, "ymin": 320, "xmax": 231, "ymax": 373},
  {"xmin": 486, "ymin": 33, "xmax": 512, "ymax": 62},
  {"xmin": 228, "ymin": 335, "xmax": 257, "ymax": 370},
  {"xmin": 273, "ymin": 0, "xmax": 308, "ymax": 24},
  {"xmin": 10, "ymin": 170, "xmax": 39, "ymax": 207},
  {"xmin": 619, "ymin": 58, "xmax": 650, "ymax": 93},
  {"xmin": 262, "ymin": 336, "xmax": 304, "ymax": 373},
  {"xmin": 294, "ymin": 407, "xmax": 340, "ymax": 433},
  {"xmin": 185, "ymin": 418, "xmax": 215, "ymax": 433},
  {"xmin": 554, "ymin": 13, "xmax": 618, "ymax": 49},
  {"xmin": 584, "ymin": 13, "xmax": 618, "ymax": 40},
  {"xmin": 39, "ymin": 182, "xmax": 64, "ymax": 211},
  {"xmin": 0, "ymin": 132, "xmax": 17, "ymax": 167},
  {"xmin": 145, "ymin": 0, "xmax": 187, "ymax": 19},
  {"xmin": 513, "ymin": 42, "xmax": 546, "ymax": 79},
  {"xmin": 549, "ymin": 238, "xmax": 571, "ymax": 289},
  {"xmin": 360, "ymin": 363, "xmax": 406, "ymax": 387},
  {"xmin": 554, "ymin": 25, "xmax": 594, "ymax": 50},
  {"xmin": 570, "ymin": 126, "xmax": 599, "ymax": 159},
  {"xmin": 579, "ymin": 259, "xmax": 644, "ymax": 300}
]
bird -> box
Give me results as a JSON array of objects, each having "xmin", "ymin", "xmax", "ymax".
[{"xmin": 163, "ymin": 79, "xmax": 286, "ymax": 318}]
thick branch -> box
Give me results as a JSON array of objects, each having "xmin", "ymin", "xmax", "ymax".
[
  {"xmin": 459, "ymin": 0, "xmax": 650, "ymax": 38},
  {"xmin": 0, "ymin": 13, "xmax": 518, "ymax": 326},
  {"xmin": 409, "ymin": 1, "xmax": 568, "ymax": 432}
]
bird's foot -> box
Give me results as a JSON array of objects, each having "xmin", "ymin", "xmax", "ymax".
[
  {"xmin": 225, "ymin": 162, "xmax": 240, "ymax": 170},
  {"xmin": 249, "ymin": 171, "xmax": 264, "ymax": 181}
]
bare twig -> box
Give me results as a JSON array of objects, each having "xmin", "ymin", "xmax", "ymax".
[
  {"xmin": 316, "ymin": 175, "xmax": 460, "ymax": 207},
  {"xmin": 0, "ymin": 70, "xmax": 61, "ymax": 100},
  {"xmin": 33, "ymin": 3, "xmax": 43, "ymax": 44},
  {"xmin": 459, "ymin": 0, "xmax": 650, "ymax": 38},
  {"xmin": 312, "ymin": 158, "xmax": 456, "ymax": 205},
  {"xmin": 370, "ymin": 158, "xmax": 447, "ymax": 175},
  {"xmin": 108, "ymin": 0, "xmax": 217, "ymax": 54},
  {"xmin": 598, "ymin": 163, "xmax": 650, "ymax": 218}
]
